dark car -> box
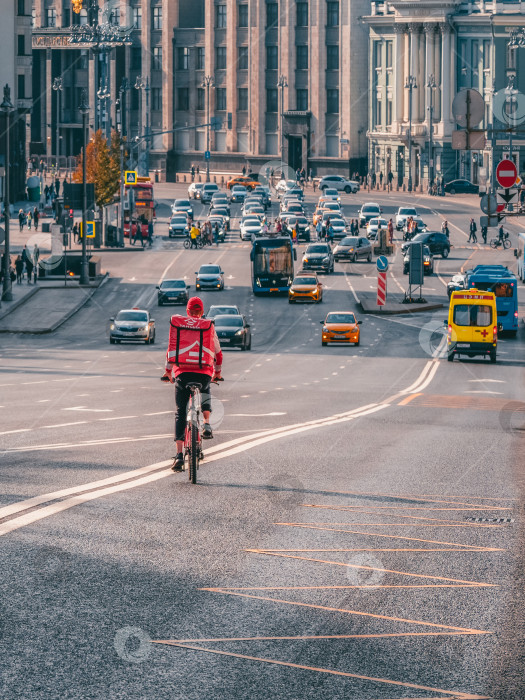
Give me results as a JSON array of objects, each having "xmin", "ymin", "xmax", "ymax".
[
  {"xmin": 282, "ymin": 216, "xmax": 311, "ymax": 241},
  {"xmin": 302, "ymin": 243, "xmax": 335, "ymax": 274},
  {"xmin": 444, "ymin": 179, "xmax": 479, "ymax": 195},
  {"xmin": 157, "ymin": 279, "xmax": 190, "ymax": 306},
  {"xmin": 334, "ymin": 236, "xmax": 372, "ymax": 262},
  {"xmin": 214, "ymin": 314, "xmax": 251, "ymax": 350},
  {"xmin": 209, "ymin": 206, "xmax": 230, "ymax": 230},
  {"xmin": 196, "ymin": 264, "xmax": 224, "ymax": 291},
  {"xmin": 401, "ymin": 231, "xmax": 450, "ymax": 258},
  {"xmin": 168, "ymin": 215, "xmax": 189, "ymax": 238},
  {"xmin": 403, "ymin": 245, "xmax": 434, "ymax": 275}
]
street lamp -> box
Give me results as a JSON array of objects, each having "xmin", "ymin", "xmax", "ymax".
[
  {"xmin": 277, "ymin": 75, "xmax": 288, "ymax": 177},
  {"xmin": 117, "ymin": 78, "xmax": 129, "ymax": 247},
  {"xmin": 201, "ymin": 76, "xmax": 214, "ymax": 183},
  {"xmin": 52, "ymin": 77, "xmax": 63, "ymax": 166},
  {"xmin": 79, "ymin": 89, "xmax": 90, "ymax": 285},
  {"xmin": 426, "ymin": 74, "xmax": 436, "ymax": 189},
  {"xmin": 134, "ymin": 76, "xmax": 145, "ymax": 173},
  {"xmin": 1, "ymin": 84, "xmax": 14, "ymax": 302},
  {"xmin": 405, "ymin": 75, "xmax": 417, "ymax": 192},
  {"xmin": 505, "ymin": 76, "xmax": 518, "ymax": 163}
]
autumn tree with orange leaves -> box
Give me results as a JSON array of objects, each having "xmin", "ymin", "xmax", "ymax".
[{"xmin": 73, "ymin": 130, "xmax": 122, "ymax": 208}]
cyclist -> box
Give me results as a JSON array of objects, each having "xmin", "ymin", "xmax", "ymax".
[
  {"xmin": 189, "ymin": 222, "xmax": 200, "ymax": 249},
  {"xmin": 161, "ymin": 296, "xmax": 223, "ymax": 472}
]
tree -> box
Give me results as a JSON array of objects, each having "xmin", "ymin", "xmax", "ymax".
[{"xmin": 73, "ymin": 129, "xmax": 122, "ymax": 208}]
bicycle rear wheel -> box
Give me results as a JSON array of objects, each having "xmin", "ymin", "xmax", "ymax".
[{"xmin": 189, "ymin": 423, "xmax": 199, "ymax": 483}]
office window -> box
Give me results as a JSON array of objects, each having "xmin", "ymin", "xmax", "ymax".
[
  {"xmin": 17, "ymin": 74, "xmax": 25, "ymax": 100},
  {"xmin": 216, "ymin": 46, "xmax": 226, "ymax": 70},
  {"xmin": 132, "ymin": 6, "xmax": 142, "ymax": 28},
  {"xmin": 296, "ymin": 89, "xmax": 308, "ymax": 111},
  {"xmin": 507, "ymin": 43, "xmax": 517, "ymax": 71},
  {"xmin": 326, "ymin": 88, "xmax": 339, "ymax": 113},
  {"xmin": 177, "ymin": 88, "xmax": 189, "ymax": 111},
  {"xmin": 131, "ymin": 47, "xmax": 142, "ymax": 71},
  {"xmin": 178, "ymin": 47, "xmax": 189, "ymax": 70},
  {"xmin": 17, "ymin": 0, "xmax": 24, "ymax": 16},
  {"xmin": 267, "ymin": 45, "xmax": 278, "ymax": 70},
  {"xmin": 152, "ymin": 47, "xmax": 162, "ymax": 70},
  {"xmin": 266, "ymin": 2, "xmax": 278, "ymax": 28},
  {"xmin": 238, "ymin": 4, "xmax": 248, "ymax": 27},
  {"xmin": 327, "ymin": 45, "xmax": 339, "ymax": 70},
  {"xmin": 296, "ymin": 45, "xmax": 308, "ymax": 70},
  {"xmin": 196, "ymin": 88, "xmax": 205, "ymax": 111},
  {"xmin": 327, "ymin": 2, "xmax": 339, "ymax": 27},
  {"xmin": 267, "ymin": 88, "xmax": 278, "ymax": 112},
  {"xmin": 152, "ymin": 88, "xmax": 162, "ymax": 111},
  {"xmin": 238, "ymin": 88, "xmax": 248, "ymax": 111},
  {"xmin": 238, "ymin": 46, "xmax": 248, "ymax": 70},
  {"xmin": 152, "ymin": 6, "xmax": 162, "ymax": 30},
  {"xmin": 386, "ymin": 40, "xmax": 393, "ymax": 69},
  {"xmin": 216, "ymin": 88, "xmax": 227, "ymax": 110},
  {"xmin": 46, "ymin": 8, "xmax": 56, "ymax": 27},
  {"xmin": 296, "ymin": 2, "xmax": 308, "ymax": 26},
  {"xmin": 17, "ymin": 35, "xmax": 25, "ymax": 56},
  {"xmin": 216, "ymin": 4, "xmax": 226, "ymax": 28},
  {"xmin": 196, "ymin": 47, "xmax": 205, "ymax": 70}
]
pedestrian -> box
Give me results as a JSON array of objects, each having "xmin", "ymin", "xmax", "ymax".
[
  {"xmin": 313, "ymin": 178, "xmax": 317, "ymax": 193},
  {"xmin": 72, "ymin": 222, "xmax": 79, "ymax": 243},
  {"xmin": 275, "ymin": 218, "xmax": 282, "ymax": 234},
  {"xmin": 481, "ymin": 225, "xmax": 488, "ymax": 244},
  {"xmin": 55, "ymin": 177, "xmax": 60, "ymax": 196},
  {"xmin": 15, "ymin": 255, "xmax": 24, "ymax": 284},
  {"xmin": 387, "ymin": 218, "xmax": 394, "ymax": 244},
  {"xmin": 242, "ymin": 165, "xmax": 246, "ymax": 176},
  {"xmin": 148, "ymin": 220, "xmax": 154, "ymax": 247},
  {"xmin": 213, "ymin": 222, "xmax": 219, "ymax": 246},
  {"xmin": 308, "ymin": 168, "xmax": 313, "ymax": 183},
  {"xmin": 371, "ymin": 171, "xmax": 376, "ymax": 188},
  {"xmin": 196, "ymin": 165, "xmax": 200, "ymax": 175},
  {"xmin": 133, "ymin": 220, "xmax": 142, "ymax": 245},
  {"xmin": 25, "ymin": 256, "xmax": 33, "ymax": 284},
  {"xmin": 379, "ymin": 172, "xmax": 383, "ymax": 187},
  {"xmin": 316, "ymin": 220, "xmax": 322, "ymax": 241},
  {"xmin": 33, "ymin": 243, "xmax": 40, "ymax": 268},
  {"xmin": 190, "ymin": 222, "xmax": 200, "ymax": 249},
  {"xmin": 327, "ymin": 223, "xmax": 334, "ymax": 246},
  {"xmin": 191, "ymin": 165, "xmax": 195, "ymax": 182},
  {"xmin": 498, "ymin": 224, "xmax": 505, "ymax": 244},
  {"xmin": 388, "ymin": 171, "xmax": 393, "ymax": 191},
  {"xmin": 33, "ymin": 207, "xmax": 39, "ymax": 230},
  {"xmin": 292, "ymin": 226, "xmax": 297, "ymax": 245},
  {"xmin": 18, "ymin": 209, "xmax": 24, "ymax": 231},
  {"xmin": 468, "ymin": 218, "xmax": 477, "ymax": 243},
  {"xmin": 27, "ymin": 210, "xmax": 32, "ymax": 230},
  {"xmin": 441, "ymin": 220, "xmax": 450, "ymax": 239}
]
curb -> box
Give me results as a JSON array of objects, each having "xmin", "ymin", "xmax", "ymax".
[
  {"xmin": 0, "ymin": 286, "xmax": 39, "ymax": 323},
  {"xmin": 360, "ymin": 301, "xmax": 444, "ymax": 316}
]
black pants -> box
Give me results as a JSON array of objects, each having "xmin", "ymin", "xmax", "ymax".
[{"xmin": 174, "ymin": 372, "xmax": 212, "ymax": 442}]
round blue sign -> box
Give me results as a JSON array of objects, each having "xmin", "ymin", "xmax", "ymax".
[{"xmin": 376, "ymin": 255, "xmax": 389, "ymax": 272}]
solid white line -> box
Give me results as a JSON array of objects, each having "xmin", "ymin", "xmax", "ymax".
[
  {"xmin": 99, "ymin": 416, "xmax": 137, "ymax": 421},
  {"xmin": 41, "ymin": 422, "xmax": 88, "ymax": 429},
  {"xmin": 0, "ymin": 428, "xmax": 32, "ymax": 436}
]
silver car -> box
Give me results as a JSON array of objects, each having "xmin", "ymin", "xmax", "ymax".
[
  {"xmin": 319, "ymin": 175, "xmax": 359, "ymax": 194},
  {"xmin": 109, "ymin": 309, "xmax": 155, "ymax": 344}
]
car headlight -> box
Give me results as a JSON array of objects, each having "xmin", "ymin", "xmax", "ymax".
[
  {"xmin": 110, "ymin": 324, "xmax": 115, "ymax": 330},
  {"xmin": 323, "ymin": 257, "xmax": 329, "ymax": 262},
  {"xmin": 139, "ymin": 325, "xmax": 147, "ymax": 331},
  {"xmin": 256, "ymin": 278, "xmax": 261, "ymax": 287},
  {"xmin": 303, "ymin": 258, "xmax": 308, "ymax": 263},
  {"xmin": 322, "ymin": 327, "xmax": 328, "ymax": 332},
  {"xmin": 235, "ymin": 330, "xmax": 244, "ymax": 336},
  {"xmin": 289, "ymin": 290, "xmax": 295, "ymax": 295}
]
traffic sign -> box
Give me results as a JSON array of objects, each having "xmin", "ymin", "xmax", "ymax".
[
  {"xmin": 80, "ymin": 221, "xmax": 95, "ymax": 239},
  {"xmin": 480, "ymin": 193, "xmax": 497, "ymax": 215},
  {"xmin": 496, "ymin": 160, "xmax": 517, "ymax": 189},
  {"xmin": 377, "ymin": 271, "xmax": 387, "ymax": 307},
  {"xmin": 452, "ymin": 89, "xmax": 485, "ymax": 128},
  {"xmin": 376, "ymin": 255, "xmax": 389, "ymax": 272},
  {"xmin": 204, "ymin": 150, "xmax": 211, "ymax": 161},
  {"xmin": 124, "ymin": 170, "xmax": 138, "ymax": 185}
]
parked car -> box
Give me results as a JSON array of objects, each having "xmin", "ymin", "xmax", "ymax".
[
  {"xmin": 403, "ymin": 244, "xmax": 434, "ymax": 275},
  {"xmin": 444, "ymin": 179, "xmax": 479, "ymax": 195},
  {"xmin": 200, "ymin": 183, "xmax": 220, "ymax": 203},
  {"xmin": 319, "ymin": 175, "xmax": 359, "ymax": 194},
  {"xmin": 334, "ymin": 236, "xmax": 372, "ymax": 263},
  {"xmin": 157, "ymin": 279, "xmax": 190, "ymax": 306},
  {"xmin": 358, "ymin": 203, "xmax": 382, "ymax": 228},
  {"xmin": 188, "ymin": 183, "xmax": 204, "ymax": 200},
  {"xmin": 214, "ymin": 314, "xmax": 251, "ymax": 350},
  {"xmin": 395, "ymin": 207, "xmax": 418, "ymax": 230},
  {"xmin": 401, "ymin": 231, "xmax": 451, "ymax": 258},
  {"xmin": 168, "ymin": 215, "xmax": 189, "ymax": 238},
  {"xmin": 302, "ymin": 243, "xmax": 335, "ymax": 273}
]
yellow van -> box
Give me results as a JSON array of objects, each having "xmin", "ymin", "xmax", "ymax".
[{"xmin": 446, "ymin": 289, "xmax": 500, "ymax": 363}]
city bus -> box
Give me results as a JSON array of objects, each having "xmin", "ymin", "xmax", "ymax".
[
  {"xmin": 464, "ymin": 265, "xmax": 519, "ymax": 335},
  {"xmin": 250, "ymin": 236, "xmax": 295, "ymax": 294},
  {"xmin": 124, "ymin": 177, "xmax": 156, "ymax": 239},
  {"xmin": 516, "ymin": 232, "xmax": 525, "ymax": 282}
]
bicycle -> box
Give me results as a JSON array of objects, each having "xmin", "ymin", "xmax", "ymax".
[
  {"xmin": 183, "ymin": 237, "xmax": 204, "ymax": 249},
  {"xmin": 489, "ymin": 233, "xmax": 511, "ymax": 249},
  {"xmin": 183, "ymin": 379, "xmax": 222, "ymax": 483}
]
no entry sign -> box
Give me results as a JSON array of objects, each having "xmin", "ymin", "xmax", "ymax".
[{"xmin": 496, "ymin": 160, "xmax": 517, "ymax": 189}]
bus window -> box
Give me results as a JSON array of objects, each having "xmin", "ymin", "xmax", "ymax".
[{"xmin": 493, "ymin": 282, "xmax": 513, "ymax": 298}]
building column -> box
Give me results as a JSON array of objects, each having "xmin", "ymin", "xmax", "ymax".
[
  {"xmin": 226, "ymin": 1, "xmax": 236, "ymax": 152},
  {"xmin": 424, "ymin": 24, "xmax": 435, "ymax": 133},
  {"xmin": 393, "ymin": 24, "xmax": 406, "ymax": 129},
  {"xmin": 408, "ymin": 23, "xmax": 421, "ymax": 122},
  {"xmin": 441, "ymin": 23, "xmax": 453, "ymax": 136}
]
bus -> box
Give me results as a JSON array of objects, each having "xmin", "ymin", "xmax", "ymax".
[
  {"xmin": 464, "ymin": 265, "xmax": 518, "ymax": 335},
  {"xmin": 124, "ymin": 177, "xmax": 156, "ymax": 239},
  {"xmin": 250, "ymin": 236, "xmax": 295, "ymax": 294},
  {"xmin": 516, "ymin": 232, "xmax": 525, "ymax": 282}
]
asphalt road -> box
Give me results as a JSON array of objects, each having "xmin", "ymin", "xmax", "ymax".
[{"xmin": 1, "ymin": 184, "xmax": 524, "ymax": 700}]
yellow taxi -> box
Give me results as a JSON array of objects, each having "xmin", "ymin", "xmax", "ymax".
[
  {"xmin": 226, "ymin": 175, "xmax": 259, "ymax": 191},
  {"xmin": 321, "ymin": 311, "xmax": 362, "ymax": 346},
  {"xmin": 288, "ymin": 273, "xmax": 323, "ymax": 304},
  {"xmin": 446, "ymin": 289, "xmax": 500, "ymax": 362}
]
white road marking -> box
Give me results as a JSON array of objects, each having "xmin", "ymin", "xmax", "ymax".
[
  {"xmin": 0, "ymin": 428, "xmax": 31, "ymax": 436},
  {"xmin": 145, "ymin": 411, "xmax": 172, "ymax": 416},
  {"xmin": 464, "ymin": 391, "xmax": 504, "ymax": 395},
  {"xmin": 42, "ymin": 422, "xmax": 88, "ymax": 429},
  {"xmin": 468, "ymin": 379, "xmax": 506, "ymax": 383},
  {"xmin": 99, "ymin": 416, "xmax": 138, "ymax": 421},
  {"xmin": 62, "ymin": 406, "xmax": 113, "ymax": 413},
  {"xmin": 229, "ymin": 412, "xmax": 286, "ymax": 417}
]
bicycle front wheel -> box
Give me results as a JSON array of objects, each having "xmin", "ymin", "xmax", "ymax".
[
  {"xmin": 503, "ymin": 239, "xmax": 511, "ymax": 249},
  {"xmin": 189, "ymin": 423, "xmax": 199, "ymax": 483},
  {"xmin": 490, "ymin": 239, "xmax": 497, "ymax": 249},
  {"xmin": 183, "ymin": 239, "xmax": 191, "ymax": 249}
]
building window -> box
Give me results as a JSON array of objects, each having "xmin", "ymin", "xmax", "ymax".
[
  {"xmin": 326, "ymin": 45, "xmax": 339, "ymax": 70},
  {"xmin": 46, "ymin": 8, "xmax": 56, "ymax": 27},
  {"xmin": 267, "ymin": 45, "xmax": 278, "ymax": 70},
  {"xmin": 110, "ymin": 8, "xmax": 120, "ymax": 25},
  {"xmin": 238, "ymin": 88, "xmax": 248, "ymax": 111},
  {"xmin": 131, "ymin": 47, "xmax": 142, "ymax": 71},
  {"xmin": 326, "ymin": 88, "xmax": 339, "ymax": 113},
  {"xmin": 178, "ymin": 47, "xmax": 189, "ymax": 70},
  {"xmin": 17, "ymin": 35, "xmax": 25, "ymax": 56},
  {"xmin": 327, "ymin": 2, "xmax": 339, "ymax": 27},
  {"xmin": 216, "ymin": 46, "xmax": 227, "ymax": 70},
  {"xmin": 17, "ymin": 0, "xmax": 25, "ymax": 16},
  {"xmin": 153, "ymin": 47, "xmax": 163, "ymax": 70},
  {"xmin": 266, "ymin": 2, "xmax": 278, "ymax": 28},
  {"xmin": 386, "ymin": 98, "xmax": 393, "ymax": 126},
  {"xmin": 374, "ymin": 41, "xmax": 382, "ymax": 70},
  {"xmin": 196, "ymin": 88, "xmax": 205, "ymax": 111},
  {"xmin": 375, "ymin": 99, "xmax": 382, "ymax": 127},
  {"xmin": 296, "ymin": 45, "xmax": 308, "ymax": 70},
  {"xmin": 177, "ymin": 88, "xmax": 189, "ymax": 111},
  {"xmin": 152, "ymin": 6, "xmax": 162, "ymax": 30},
  {"xmin": 31, "ymin": 7, "xmax": 35, "ymax": 26},
  {"xmin": 152, "ymin": 88, "xmax": 162, "ymax": 111},
  {"xmin": 196, "ymin": 47, "xmax": 205, "ymax": 70},
  {"xmin": 267, "ymin": 88, "xmax": 278, "ymax": 112},
  {"xmin": 79, "ymin": 50, "xmax": 88, "ymax": 69},
  {"xmin": 506, "ymin": 44, "xmax": 517, "ymax": 71},
  {"xmin": 216, "ymin": 88, "xmax": 227, "ymax": 111},
  {"xmin": 238, "ymin": 4, "xmax": 248, "ymax": 27},
  {"xmin": 238, "ymin": 46, "xmax": 248, "ymax": 70},
  {"xmin": 386, "ymin": 40, "xmax": 393, "ymax": 69},
  {"xmin": 296, "ymin": 89, "xmax": 308, "ymax": 111},
  {"xmin": 62, "ymin": 8, "xmax": 70, "ymax": 26},
  {"xmin": 296, "ymin": 2, "xmax": 308, "ymax": 26},
  {"xmin": 17, "ymin": 74, "xmax": 25, "ymax": 100},
  {"xmin": 131, "ymin": 89, "xmax": 139, "ymax": 111},
  {"xmin": 216, "ymin": 4, "xmax": 227, "ymax": 28},
  {"xmin": 132, "ymin": 6, "xmax": 142, "ymax": 28}
]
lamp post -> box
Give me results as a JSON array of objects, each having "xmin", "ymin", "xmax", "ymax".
[
  {"xmin": 79, "ymin": 90, "xmax": 90, "ymax": 285},
  {"xmin": 277, "ymin": 75, "xmax": 288, "ymax": 177},
  {"xmin": 405, "ymin": 75, "xmax": 417, "ymax": 192},
  {"xmin": 201, "ymin": 76, "xmax": 214, "ymax": 183},
  {"xmin": 505, "ymin": 76, "xmax": 518, "ymax": 164},
  {"xmin": 426, "ymin": 74, "xmax": 436, "ymax": 189},
  {"xmin": 52, "ymin": 77, "xmax": 63, "ymax": 166},
  {"xmin": 1, "ymin": 84, "xmax": 14, "ymax": 301},
  {"xmin": 117, "ymin": 78, "xmax": 129, "ymax": 247},
  {"xmin": 134, "ymin": 76, "xmax": 144, "ymax": 173}
]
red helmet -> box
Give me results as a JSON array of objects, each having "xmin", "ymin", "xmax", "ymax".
[{"xmin": 187, "ymin": 296, "xmax": 204, "ymax": 315}]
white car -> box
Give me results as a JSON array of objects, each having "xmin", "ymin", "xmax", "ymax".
[
  {"xmin": 243, "ymin": 204, "xmax": 266, "ymax": 222},
  {"xmin": 323, "ymin": 188, "xmax": 341, "ymax": 203},
  {"xmin": 366, "ymin": 217, "xmax": 388, "ymax": 240},
  {"xmin": 319, "ymin": 175, "xmax": 359, "ymax": 194},
  {"xmin": 325, "ymin": 216, "xmax": 347, "ymax": 239},
  {"xmin": 395, "ymin": 207, "xmax": 419, "ymax": 231},
  {"xmin": 188, "ymin": 183, "xmax": 204, "ymax": 200},
  {"xmin": 276, "ymin": 179, "xmax": 296, "ymax": 195},
  {"xmin": 240, "ymin": 216, "xmax": 263, "ymax": 241},
  {"xmin": 358, "ymin": 202, "xmax": 382, "ymax": 227}
]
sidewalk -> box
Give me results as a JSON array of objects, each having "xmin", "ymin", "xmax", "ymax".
[{"xmin": 0, "ymin": 276, "xmax": 108, "ymax": 334}]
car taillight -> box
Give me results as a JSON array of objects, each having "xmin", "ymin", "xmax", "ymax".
[
  {"xmin": 493, "ymin": 326, "xmax": 498, "ymax": 340},
  {"xmin": 447, "ymin": 324, "xmax": 452, "ymax": 341}
]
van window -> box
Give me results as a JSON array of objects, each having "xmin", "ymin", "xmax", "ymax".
[{"xmin": 453, "ymin": 304, "xmax": 492, "ymax": 327}]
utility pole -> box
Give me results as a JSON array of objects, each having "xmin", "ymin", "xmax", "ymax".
[
  {"xmin": 427, "ymin": 75, "xmax": 436, "ymax": 190},
  {"xmin": 278, "ymin": 75, "xmax": 288, "ymax": 177},
  {"xmin": 79, "ymin": 90, "xmax": 90, "ymax": 285},
  {"xmin": 405, "ymin": 75, "xmax": 417, "ymax": 193},
  {"xmin": 118, "ymin": 78, "xmax": 128, "ymax": 247},
  {"xmin": 52, "ymin": 77, "xmax": 63, "ymax": 166},
  {"xmin": 201, "ymin": 76, "xmax": 214, "ymax": 183},
  {"xmin": 1, "ymin": 84, "xmax": 14, "ymax": 301}
]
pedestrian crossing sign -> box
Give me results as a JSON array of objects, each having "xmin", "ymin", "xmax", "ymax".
[
  {"xmin": 80, "ymin": 221, "xmax": 95, "ymax": 239},
  {"xmin": 124, "ymin": 170, "xmax": 138, "ymax": 185}
]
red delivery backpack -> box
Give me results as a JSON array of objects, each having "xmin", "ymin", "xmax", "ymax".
[{"xmin": 167, "ymin": 316, "xmax": 215, "ymax": 372}]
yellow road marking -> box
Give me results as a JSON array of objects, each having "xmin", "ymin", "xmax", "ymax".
[
  {"xmin": 301, "ymin": 504, "xmax": 512, "ymax": 519},
  {"xmin": 398, "ymin": 392, "xmax": 423, "ymax": 405}
]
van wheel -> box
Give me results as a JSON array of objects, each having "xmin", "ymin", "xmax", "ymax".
[
  {"xmin": 447, "ymin": 352, "xmax": 454, "ymax": 362},
  {"xmin": 490, "ymin": 351, "xmax": 497, "ymax": 363}
]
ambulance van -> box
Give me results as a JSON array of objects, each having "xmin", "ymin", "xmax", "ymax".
[{"xmin": 446, "ymin": 289, "xmax": 500, "ymax": 363}]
